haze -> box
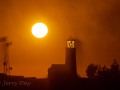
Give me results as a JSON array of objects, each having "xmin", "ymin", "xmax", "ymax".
[{"xmin": 0, "ymin": 0, "xmax": 120, "ymax": 78}]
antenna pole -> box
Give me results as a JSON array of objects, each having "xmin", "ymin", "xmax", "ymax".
[{"xmin": 0, "ymin": 37, "xmax": 12, "ymax": 75}]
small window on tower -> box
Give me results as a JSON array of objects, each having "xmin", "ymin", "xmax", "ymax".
[
  {"xmin": 71, "ymin": 41, "xmax": 75, "ymax": 48},
  {"xmin": 67, "ymin": 41, "xmax": 71, "ymax": 48}
]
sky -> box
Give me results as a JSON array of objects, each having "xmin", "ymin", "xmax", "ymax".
[{"xmin": 0, "ymin": 0, "xmax": 120, "ymax": 78}]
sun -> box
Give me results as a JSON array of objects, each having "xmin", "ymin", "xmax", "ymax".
[{"xmin": 32, "ymin": 23, "xmax": 48, "ymax": 38}]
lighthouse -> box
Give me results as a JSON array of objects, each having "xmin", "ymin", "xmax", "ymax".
[
  {"xmin": 48, "ymin": 37, "xmax": 77, "ymax": 81},
  {"xmin": 65, "ymin": 38, "xmax": 77, "ymax": 77}
]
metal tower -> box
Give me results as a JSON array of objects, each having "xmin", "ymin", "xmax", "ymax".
[{"xmin": 0, "ymin": 37, "xmax": 12, "ymax": 75}]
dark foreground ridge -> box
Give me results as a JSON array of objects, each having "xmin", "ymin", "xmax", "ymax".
[{"xmin": 0, "ymin": 73, "xmax": 120, "ymax": 90}]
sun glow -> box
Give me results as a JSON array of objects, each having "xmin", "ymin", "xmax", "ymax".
[{"xmin": 32, "ymin": 23, "xmax": 48, "ymax": 38}]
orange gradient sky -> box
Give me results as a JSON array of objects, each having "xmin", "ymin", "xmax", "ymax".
[{"xmin": 0, "ymin": 0, "xmax": 120, "ymax": 78}]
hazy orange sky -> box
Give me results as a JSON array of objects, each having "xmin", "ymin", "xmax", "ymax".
[{"xmin": 0, "ymin": 0, "xmax": 120, "ymax": 78}]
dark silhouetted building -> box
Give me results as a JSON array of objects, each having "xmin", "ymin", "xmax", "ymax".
[{"xmin": 48, "ymin": 38, "xmax": 77, "ymax": 82}]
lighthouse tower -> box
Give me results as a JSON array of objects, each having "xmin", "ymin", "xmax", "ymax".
[{"xmin": 65, "ymin": 38, "xmax": 77, "ymax": 77}]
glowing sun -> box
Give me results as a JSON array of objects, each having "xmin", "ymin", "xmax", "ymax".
[{"xmin": 32, "ymin": 23, "xmax": 48, "ymax": 38}]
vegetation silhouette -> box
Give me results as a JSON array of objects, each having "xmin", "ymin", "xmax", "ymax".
[{"xmin": 86, "ymin": 63, "xmax": 98, "ymax": 78}]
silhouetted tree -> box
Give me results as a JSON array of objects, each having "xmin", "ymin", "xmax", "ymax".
[
  {"xmin": 96, "ymin": 65, "xmax": 110, "ymax": 79},
  {"xmin": 86, "ymin": 64, "xmax": 98, "ymax": 78},
  {"xmin": 110, "ymin": 59, "xmax": 120, "ymax": 78},
  {"xmin": 110, "ymin": 59, "xmax": 119, "ymax": 72}
]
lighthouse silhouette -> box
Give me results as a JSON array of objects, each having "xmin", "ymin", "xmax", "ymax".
[
  {"xmin": 48, "ymin": 37, "xmax": 77, "ymax": 80},
  {"xmin": 65, "ymin": 37, "xmax": 77, "ymax": 77}
]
